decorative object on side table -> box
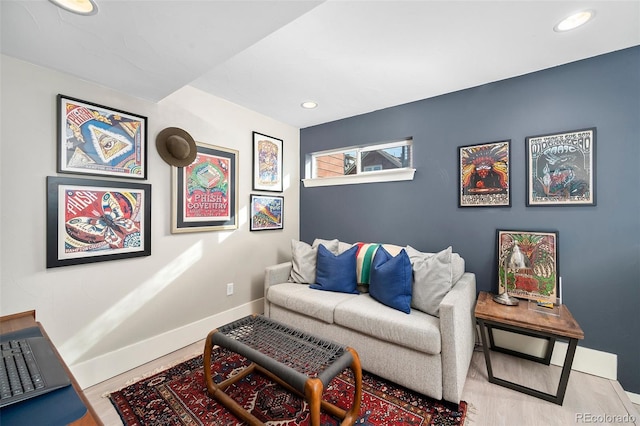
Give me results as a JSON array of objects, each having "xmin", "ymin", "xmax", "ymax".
[
  {"xmin": 526, "ymin": 127, "xmax": 596, "ymax": 206},
  {"xmin": 57, "ymin": 94, "xmax": 148, "ymax": 179},
  {"xmin": 495, "ymin": 230, "xmax": 559, "ymax": 305},
  {"xmin": 171, "ymin": 142, "xmax": 238, "ymax": 233},
  {"xmin": 46, "ymin": 176, "xmax": 152, "ymax": 268},
  {"xmin": 458, "ymin": 140, "xmax": 510, "ymax": 207},
  {"xmin": 252, "ymin": 131, "xmax": 283, "ymax": 192}
]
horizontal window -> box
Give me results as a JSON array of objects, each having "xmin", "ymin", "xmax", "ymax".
[{"xmin": 303, "ymin": 138, "xmax": 415, "ymax": 187}]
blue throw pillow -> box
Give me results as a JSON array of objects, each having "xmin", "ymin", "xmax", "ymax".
[
  {"xmin": 310, "ymin": 244, "xmax": 359, "ymax": 294},
  {"xmin": 369, "ymin": 246, "xmax": 412, "ymax": 313}
]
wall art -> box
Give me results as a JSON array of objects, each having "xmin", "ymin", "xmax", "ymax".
[
  {"xmin": 526, "ymin": 127, "xmax": 596, "ymax": 206},
  {"xmin": 458, "ymin": 140, "xmax": 510, "ymax": 207},
  {"xmin": 46, "ymin": 176, "xmax": 151, "ymax": 268},
  {"xmin": 250, "ymin": 194, "xmax": 284, "ymax": 231},
  {"xmin": 496, "ymin": 229, "xmax": 559, "ymax": 303},
  {"xmin": 252, "ymin": 131, "xmax": 283, "ymax": 192},
  {"xmin": 57, "ymin": 94, "xmax": 147, "ymax": 179},
  {"xmin": 172, "ymin": 142, "xmax": 238, "ymax": 233}
]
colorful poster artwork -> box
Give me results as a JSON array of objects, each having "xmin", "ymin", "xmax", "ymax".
[
  {"xmin": 257, "ymin": 139, "xmax": 280, "ymax": 187},
  {"xmin": 183, "ymin": 153, "xmax": 230, "ymax": 222},
  {"xmin": 527, "ymin": 128, "xmax": 595, "ymax": 206},
  {"xmin": 497, "ymin": 231, "xmax": 558, "ymax": 303},
  {"xmin": 459, "ymin": 141, "xmax": 510, "ymax": 207},
  {"xmin": 250, "ymin": 195, "xmax": 283, "ymax": 231},
  {"xmin": 59, "ymin": 96, "xmax": 146, "ymax": 178},
  {"xmin": 60, "ymin": 185, "xmax": 144, "ymax": 259}
]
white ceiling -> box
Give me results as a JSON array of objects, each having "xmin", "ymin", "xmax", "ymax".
[{"xmin": 2, "ymin": 1, "xmax": 639, "ymax": 128}]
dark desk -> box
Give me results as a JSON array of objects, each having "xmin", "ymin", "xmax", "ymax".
[
  {"xmin": 474, "ymin": 292, "xmax": 584, "ymax": 405},
  {"xmin": 0, "ymin": 311, "xmax": 102, "ymax": 425}
]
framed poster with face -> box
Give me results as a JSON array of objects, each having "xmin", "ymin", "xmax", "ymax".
[
  {"xmin": 252, "ymin": 131, "xmax": 283, "ymax": 192},
  {"xmin": 172, "ymin": 142, "xmax": 238, "ymax": 233},
  {"xmin": 458, "ymin": 140, "xmax": 510, "ymax": 207},
  {"xmin": 57, "ymin": 94, "xmax": 147, "ymax": 179},
  {"xmin": 46, "ymin": 176, "xmax": 151, "ymax": 268},
  {"xmin": 526, "ymin": 127, "xmax": 596, "ymax": 206}
]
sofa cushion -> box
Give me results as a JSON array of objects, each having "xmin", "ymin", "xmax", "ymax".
[
  {"xmin": 310, "ymin": 244, "xmax": 359, "ymax": 294},
  {"xmin": 267, "ymin": 283, "xmax": 357, "ymax": 324},
  {"xmin": 334, "ymin": 294, "xmax": 442, "ymax": 354},
  {"xmin": 289, "ymin": 239, "xmax": 340, "ymax": 284},
  {"xmin": 369, "ymin": 247, "xmax": 412, "ymax": 313},
  {"xmin": 406, "ymin": 246, "xmax": 455, "ymax": 317}
]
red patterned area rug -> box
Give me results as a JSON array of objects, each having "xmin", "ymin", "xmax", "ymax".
[{"xmin": 108, "ymin": 347, "xmax": 467, "ymax": 425}]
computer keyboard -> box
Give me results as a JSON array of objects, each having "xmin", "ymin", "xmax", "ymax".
[{"xmin": 1, "ymin": 339, "xmax": 46, "ymax": 401}]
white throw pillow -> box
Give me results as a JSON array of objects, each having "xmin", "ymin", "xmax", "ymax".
[
  {"xmin": 289, "ymin": 239, "xmax": 340, "ymax": 284},
  {"xmin": 406, "ymin": 245, "xmax": 454, "ymax": 317}
]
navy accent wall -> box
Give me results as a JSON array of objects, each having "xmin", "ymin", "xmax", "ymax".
[{"xmin": 300, "ymin": 46, "xmax": 640, "ymax": 393}]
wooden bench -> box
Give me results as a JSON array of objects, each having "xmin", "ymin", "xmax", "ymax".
[{"xmin": 203, "ymin": 314, "xmax": 362, "ymax": 425}]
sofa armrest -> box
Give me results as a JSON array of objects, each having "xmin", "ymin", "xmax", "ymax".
[
  {"xmin": 439, "ymin": 272, "xmax": 477, "ymax": 403},
  {"xmin": 264, "ymin": 262, "xmax": 293, "ymax": 316}
]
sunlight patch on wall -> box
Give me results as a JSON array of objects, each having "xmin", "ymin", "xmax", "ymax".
[
  {"xmin": 59, "ymin": 241, "xmax": 204, "ymax": 364},
  {"xmin": 239, "ymin": 205, "xmax": 248, "ymax": 227},
  {"xmin": 284, "ymin": 173, "xmax": 291, "ymax": 191}
]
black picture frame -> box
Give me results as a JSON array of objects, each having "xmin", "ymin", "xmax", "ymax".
[
  {"xmin": 172, "ymin": 142, "xmax": 238, "ymax": 233},
  {"xmin": 46, "ymin": 176, "xmax": 152, "ymax": 268},
  {"xmin": 249, "ymin": 194, "xmax": 284, "ymax": 231},
  {"xmin": 526, "ymin": 127, "xmax": 596, "ymax": 206},
  {"xmin": 57, "ymin": 94, "xmax": 148, "ymax": 179},
  {"xmin": 458, "ymin": 140, "xmax": 511, "ymax": 207},
  {"xmin": 252, "ymin": 131, "xmax": 283, "ymax": 192}
]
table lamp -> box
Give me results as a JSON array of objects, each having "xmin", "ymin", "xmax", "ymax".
[{"xmin": 494, "ymin": 241, "xmax": 531, "ymax": 306}]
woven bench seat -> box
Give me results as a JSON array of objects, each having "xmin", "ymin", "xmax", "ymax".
[{"xmin": 204, "ymin": 314, "xmax": 362, "ymax": 426}]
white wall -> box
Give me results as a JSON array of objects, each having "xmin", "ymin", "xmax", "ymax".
[{"xmin": 0, "ymin": 55, "xmax": 300, "ymax": 387}]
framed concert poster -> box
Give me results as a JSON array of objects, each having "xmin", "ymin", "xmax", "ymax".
[
  {"xmin": 458, "ymin": 140, "xmax": 510, "ymax": 207},
  {"xmin": 526, "ymin": 127, "xmax": 596, "ymax": 206},
  {"xmin": 46, "ymin": 176, "xmax": 151, "ymax": 268},
  {"xmin": 252, "ymin": 131, "xmax": 283, "ymax": 192},
  {"xmin": 172, "ymin": 142, "xmax": 238, "ymax": 233},
  {"xmin": 250, "ymin": 194, "xmax": 284, "ymax": 231},
  {"xmin": 57, "ymin": 94, "xmax": 148, "ymax": 179},
  {"xmin": 496, "ymin": 229, "xmax": 559, "ymax": 304}
]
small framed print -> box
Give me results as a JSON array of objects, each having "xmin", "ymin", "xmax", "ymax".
[
  {"xmin": 526, "ymin": 127, "xmax": 596, "ymax": 206},
  {"xmin": 57, "ymin": 94, "xmax": 147, "ymax": 179},
  {"xmin": 496, "ymin": 229, "xmax": 559, "ymax": 304},
  {"xmin": 458, "ymin": 140, "xmax": 510, "ymax": 207},
  {"xmin": 46, "ymin": 176, "xmax": 151, "ymax": 268},
  {"xmin": 250, "ymin": 194, "xmax": 284, "ymax": 231},
  {"xmin": 252, "ymin": 131, "xmax": 283, "ymax": 192},
  {"xmin": 172, "ymin": 142, "xmax": 238, "ymax": 233}
]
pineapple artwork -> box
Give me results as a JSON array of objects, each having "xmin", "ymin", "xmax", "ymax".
[{"xmin": 498, "ymin": 231, "xmax": 558, "ymax": 303}]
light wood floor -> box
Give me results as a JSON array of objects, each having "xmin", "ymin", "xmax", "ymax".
[{"xmin": 85, "ymin": 342, "xmax": 640, "ymax": 426}]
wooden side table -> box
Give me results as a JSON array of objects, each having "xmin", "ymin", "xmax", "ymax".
[{"xmin": 474, "ymin": 291, "xmax": 584, "ymax": 405}]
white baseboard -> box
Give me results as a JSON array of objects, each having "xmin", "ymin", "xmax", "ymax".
[
  {"xmin": 70, "ymin": 299, "xmax": 263, "ymax": 389},
  {"xmin": 627, "ymin": 391, "xmax": 640, "ymax": 405}
]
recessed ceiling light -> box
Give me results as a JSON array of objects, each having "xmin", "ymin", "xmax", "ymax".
[
  {"xmin": 554, "ymin": 10, "xmax": 594, "ymax": 32},
  {"xmin": 301, "ymin": 101, "xmax": 318, "ymax": 109},
  {"xmin": 49, "ymin": 0, "xmax": 98, "ymax": 16}
]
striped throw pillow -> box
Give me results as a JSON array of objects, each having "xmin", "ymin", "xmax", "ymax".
[{"xmin": 355, "ymin": 242, "xmax": 404, "ymax": 285}]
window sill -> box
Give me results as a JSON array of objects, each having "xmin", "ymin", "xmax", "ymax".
[{"xmin": 302, "ymin": 168, "xmax": 416, "ymax": 188}]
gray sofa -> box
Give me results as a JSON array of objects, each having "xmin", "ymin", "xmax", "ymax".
[{"xmin": 263, "ymin": 240, "xmax": 477, "ymax": 403}]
